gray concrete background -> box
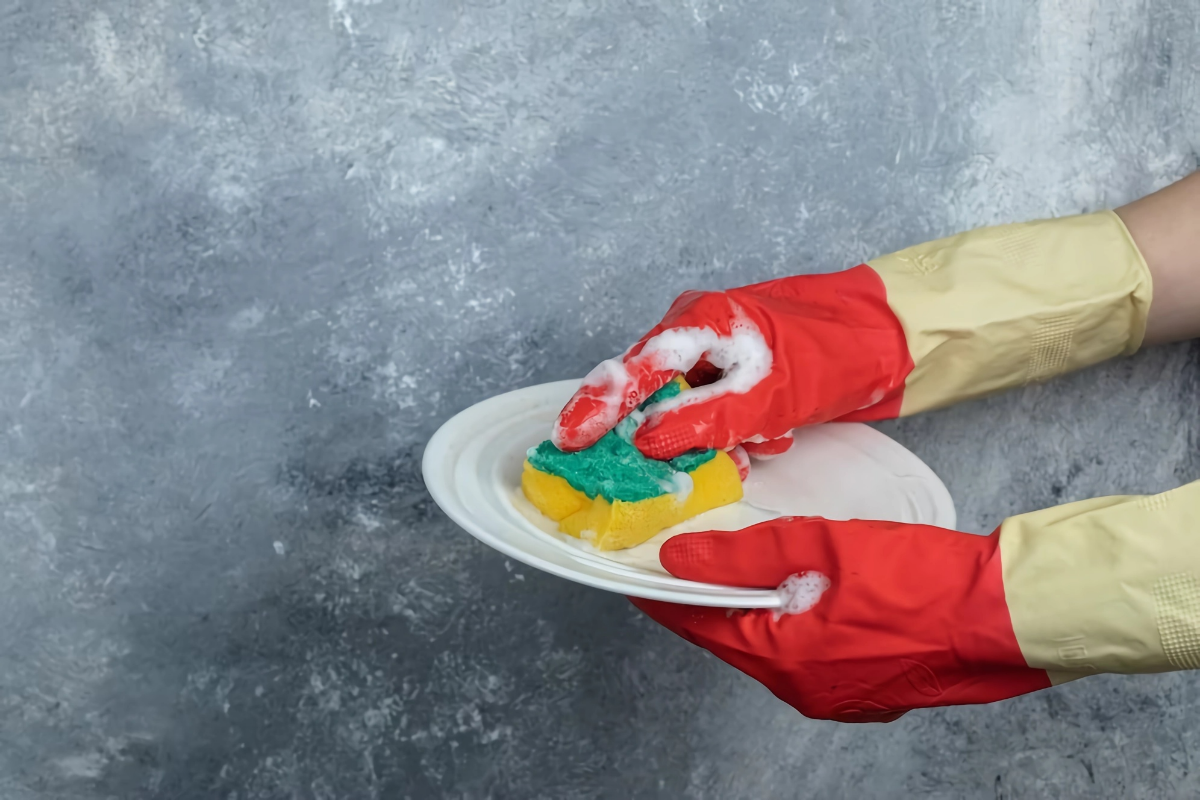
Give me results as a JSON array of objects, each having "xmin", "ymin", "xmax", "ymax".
[{"xmin": 1, "ymin": 0, "xmax": 1198, "ymax": 797}]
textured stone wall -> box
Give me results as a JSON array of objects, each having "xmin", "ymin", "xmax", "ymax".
[{"xmin": 1, "ymin": 1, "xmax": 1198, "ymax": 796}]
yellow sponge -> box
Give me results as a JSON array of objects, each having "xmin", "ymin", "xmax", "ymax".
[{"xmin": 521, "ymin": 449, "xmax": 743, "ymax": 551}]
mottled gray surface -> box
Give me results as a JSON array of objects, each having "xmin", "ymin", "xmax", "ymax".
[{"xmin": 1, "ymin": 0, "xmax": 1198, "ymax": 797}]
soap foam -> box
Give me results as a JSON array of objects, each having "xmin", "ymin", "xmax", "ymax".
[
  {"xmin": 615, "ymin": 409, "xmax": 646, "ymax": 443},
  {"xmin": 774, "ymin": 571, "xmax": 830, "ymax": 618},
  {"xmin": 664, "ymin": 470, "xmax": 694, "ymax": 504},
  {"xmin": 554, "ymin": 307, "xmax": 773, "ymax": 449},
  {"xmin": 638, "ymin": 312, "xmax": 773, "ymax": 421},
  {"xmin": 552, "ymin": 358, "xmax": 633, "ymax": 449}
]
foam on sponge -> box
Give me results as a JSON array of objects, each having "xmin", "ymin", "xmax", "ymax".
[{"xmin": 522, "ymin": 377, "xmax": 744, "ymax": 550}]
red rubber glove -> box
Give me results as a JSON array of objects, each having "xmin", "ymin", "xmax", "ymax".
[
  {"xmin": 631, "ymin": 517, "xmax": 1051, "ymax": 723},
  {"xmin": 552, "ymin": 267, "xmax": 913, "ymax": 460}
]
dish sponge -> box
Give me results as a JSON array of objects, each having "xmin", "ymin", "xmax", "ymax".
[{"xmin": 521, "ymin": 377, "xmax": 744, "ymax": 551}]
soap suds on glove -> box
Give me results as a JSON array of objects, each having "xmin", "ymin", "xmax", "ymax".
[
  {"xmin": 553, "ymin": 311, "xmax": 773, "ymax": 450},
  {"xmin": 638, "ymin": 316, "xmax": 773, "ymax": 419},
  {"xmin": 775, "ymin": 571, "xmax": 831, "ymax": 617},
  {"xmin": 552, "ymin": 358, "xmax": 634, "ymax": 450}
]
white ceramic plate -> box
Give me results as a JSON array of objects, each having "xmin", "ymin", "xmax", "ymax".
[{"xmin": 423, "ymin": 379, "xmax": 956, "ymax": 608}]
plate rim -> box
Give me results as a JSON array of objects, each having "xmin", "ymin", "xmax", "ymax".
[{"xmin": 423, "ymin": 379, "xmax": 956, "ymax": 607}]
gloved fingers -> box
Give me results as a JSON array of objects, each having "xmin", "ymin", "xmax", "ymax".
[
  {"xmin": 632, "ymin": 596, "xmax": 915, "ymax": 722},
  {"xmin": 633, "ymin": 393, "xmax": 734, "ymax": 458},
  {"xmin": 634, "ymin": 407, "xmax": 789, "ymax": 465},
  {"xmin": 629, "ymin": 328, "xmax": 784, "ymax": 458},
  {"xmin": 657, "ymin": 519, "xmax": 842, "ymax": 588},
  {"xmin": 553, "ymin": 307, "xmax": 740, "ymax": 452},
  {"xmin": 631, "ymin": 595, "xmax": 842, "ymax": 686},
  {"xmin": 554, "ymin": 288, "xmax": 776, "ymax": 452},
  {"xmin": 630, "ymin": 597, "xmax": 779, "ymax": 659},
  {"xmin": 634, "ymin": 376, "xmax": 790, "ymax": 459},
  {"xmin": 551, "ymin": 348, "xmax": 681, "ymax": 451},
  {"xmin": 630, "ymin": 596, "xmax": 722, "ymax": 632},
  {"xmin": 556, "ymin": 327, "xmax": 773, "ymax": 456}
]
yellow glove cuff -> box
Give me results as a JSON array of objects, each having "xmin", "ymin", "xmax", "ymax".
[
  {"xmin": 999, "ymin": 481, "xmax": 1200, "ymax": 683},
  {"xmin": 868, "ymin": 210, "xmax": 1153, "ymax": 416}
]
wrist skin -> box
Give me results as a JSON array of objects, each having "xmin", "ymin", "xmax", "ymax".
[{"xmin": 1118, "ymin": 171, "xmax": 1200, "ymax": 347}]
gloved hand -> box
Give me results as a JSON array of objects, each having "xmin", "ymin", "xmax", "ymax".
[
  {"xmin": 634, "ymin": 480, "xmax": 1200, "ymax": 722},
  {"xmin": 553, "ymin": 267, "xmax": 913, "ymax": 460},
  {"xmin": 632, "ymin": 517, "xmax": 1049, "ymax": 722},
  {"xmin": 555, "ymin": 211, "xmax": 1151, "ymax": 460}
]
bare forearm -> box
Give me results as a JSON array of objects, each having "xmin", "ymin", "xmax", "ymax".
[{"xmin": 1117, "ymin": 172, "xmax": 1200, "ymax": 346}]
